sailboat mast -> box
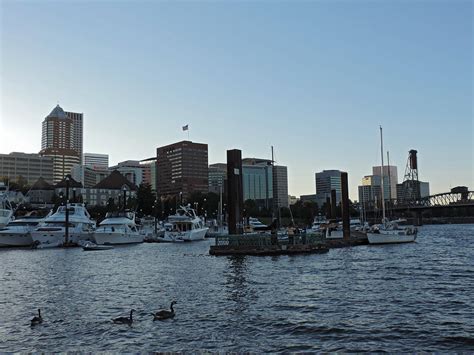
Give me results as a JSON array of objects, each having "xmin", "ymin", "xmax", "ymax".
[
  {"xmin": 387, "ymin": 151, "xmax": 392, "ymax": 218},
  {"xmin": 379, "ymin": 126, "xmax": 386, "ymax": 220},
  {"xmin": 219, "ymin": 184, "xmax": 223, "ymax": 227}
]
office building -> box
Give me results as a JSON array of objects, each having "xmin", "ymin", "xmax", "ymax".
[
  {"xmin": 372, "ymin": 165, "xmax": 398, "ymax": 199},
  {"xmin": 71, "ymin": 164, "xmax": 110, "ymax": 188},
  {"xmin": 84, "ymin": 153, "xmax": 109, "ymax": 170},
  {"xmin": 208, "ymin": 163, "xmax": 227, "ymax": 194},
  {"xmin": 109, "ymin": 160, "xmax": 144, "ymax": 186},
  {"xmin": 156, "ymin": 141, "xmax": 208, "ymax": 199},
  {"xmin": 40, "ymin": 105, "xmax": 81, "ymax": 183},
  {"xmin": 396, "ymin": 180, "xmax": 430, "ymax": 201},
  {"xmin": 273, "ymin": 165, "xmax": 289, "ymax": 208},
  {"xmin": 66, "ymin": 111, "xmax": 84, "ymax": 163},
  {"xmin": 140, "ymin": 158, "xmax": 157, "ymax": 191},
  {"xmin": 315, "ymin": 170, "xmax": 342, "ymax": 206},
  {"xmin": 0, "ymin": 152, "xmax": 54, "ymax": 185}
]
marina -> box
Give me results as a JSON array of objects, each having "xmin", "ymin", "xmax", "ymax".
[{"xmin": 0, "ymin": 224, "xmax": 472, "ymax": 352}]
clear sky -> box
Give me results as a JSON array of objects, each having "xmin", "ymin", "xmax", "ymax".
[{"xmin": 0, "ymin": 0, "xmax": 472, "ymax": 199}]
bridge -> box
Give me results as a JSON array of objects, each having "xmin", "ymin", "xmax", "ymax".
[{"xmin": 391, "ymin": 190, "xmax": 474, "ymax": 210}]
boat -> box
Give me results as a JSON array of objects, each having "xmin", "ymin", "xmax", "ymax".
[
  {"xmin": 0, "ymin": 212, "xmax": 51, "ymax": 247},
  {"xmin": 81, "ymin": 241, "xmax": 114, "ymax": 251},
  {"xmin": 93, "ymin": 211, "xmax": 144, "ymax": 245},
  {"xmin": 367, "ymin": 127, "xmax": 417, "ymax": 244},
  {"xmin": 164, "ymin": 205, "xmax": 208, "ymax": 241},
  {"xmin": 31, "ymin": 203, "xmax": 96, "ymax": 248},
  {"xmin": 139, "ymin": 216, "xmax": 166, "ymax": 242},
  {"xmin": 0, "ymin": 185, "xmax": 14, "ymax": 227},
  {"xmin": 307, "ymin": 215, "xmax": 328, "ymax": 234}
]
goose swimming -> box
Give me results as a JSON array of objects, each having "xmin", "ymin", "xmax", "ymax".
[
  {"xmin": 152, "ymin": 301, "xmax": 177, "ymax": 321},
  {"xmin": 31, "ymin": 309, "xmax": 42, "ymax": 326},
  {"xmin": 112, "ymin": 309, "xmax": 135, "ymax": 325}
]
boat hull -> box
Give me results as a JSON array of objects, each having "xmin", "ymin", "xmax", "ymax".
[
  {"xmin": 31, "ymin": 230, "xmax": 93, "ymax": 248},
  {"xmin": 367, "ymin": 231, "xmax": 416, "ymax": 244},
  {"xmin": 176, "ymin": 227, "xmax": 209, "ymax": 241},
  {"xmin": 94, "ymin": 232, "xmax": 144, "ymax": 245},
  {"xmin": 0, "ymin": 230, "xmax": 33, "ymax": 247}
]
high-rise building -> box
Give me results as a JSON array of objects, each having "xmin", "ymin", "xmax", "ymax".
[
  {"xmin": 140, "ymin": 158, "xmax": 157, "ymax": 191},
  {"xmin": 71, "ymin": 164, "xmax": 110, "ymax": 188},
  {"xmin": 84, "ymin": 153, "xmax": 109, "ymax": 169},
  {"xmin": 109, "ymin": 160, "xmax": 144, "ymax": 186},
  {"xmin": 65, "ymin": 111, "xmax": 83, "ymax": 164},
  {"xmin": 208, "ymin": 163, "xmax": 227, "ymax": 194},
  {"xmin": 0, "ymin": 152, "xmax": 54, "ymax": 184},
  {"xmin": 273, "ymin": 165, "xmax": 289, "ymax": 208},
  {"xmin": 156, "ymin": 141, "xmax": 208, "ymax": 199},
  {"xmin": 40, "ymin": 105, "xmax": 81, "ymax": 183},
  {"xmin": 315, "ymin": 170, "xmax": 342, "ymax": 205},
  {"xmin": 372, "ymin": 165, "xmax": 398, "ymax": 199}
]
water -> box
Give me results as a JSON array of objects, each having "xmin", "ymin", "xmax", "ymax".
[{"xmin": 0, "ymin": 224, "xmax": 473, "ymax": 352}]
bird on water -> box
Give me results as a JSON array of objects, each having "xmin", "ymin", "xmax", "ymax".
[
  {"xmin": 31, "ymin": 309, "xmax": 43, "ymax": 326},
  {"xmin": 112, "ymin": 309, "xmax": 135, "ymax": 325},
  {"xmin": 152, "ymin": 301, "xmax": 177, "ymax": 321}
]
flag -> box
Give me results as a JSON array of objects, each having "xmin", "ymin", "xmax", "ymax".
[{"xmin": 182, "ymin": 124, "xmax": 189, "ymax": 131}]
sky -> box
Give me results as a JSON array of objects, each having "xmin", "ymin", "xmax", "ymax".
[{"xmin": 0, "ymin": 0, "xmax": 472, "ymax": 200}]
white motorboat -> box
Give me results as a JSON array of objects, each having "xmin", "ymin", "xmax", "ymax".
[
  {"xmin": 94, "ymin": 211, "xmax": 144, "ymax": 245},
  {"xmin": 0, "ymin": 187, "xmax": 14, "ymax": 227},
  {"xmin": 0, "ymin": 213, "xmax": 51, "ymax": 247},
  {"xmin": 306, "ymin": 215, "xmax": 328, "ymax": 234},
  {"xmin": 31, "ymin": 203, "xmax": 96, "ymax": 248},
  {"xmin": 139, "ymin": 216, "xmax": 166, "ymax": 242},
  {"xmin": 165, "ymin": 205, "xmax": 208, "ymax": 241},
  {"xmin": 81, "ymin": 241, "xmax": 114, "ymax": 251}
]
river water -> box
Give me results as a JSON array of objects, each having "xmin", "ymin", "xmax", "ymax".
[{"xmin": 0, "ymin": 224, "xmax": 473, "ymax": 352}]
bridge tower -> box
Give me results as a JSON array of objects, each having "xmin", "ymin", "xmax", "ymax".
[{"xmin": 400, "ymin": 149, "xmax": 420, "ymax": 202}]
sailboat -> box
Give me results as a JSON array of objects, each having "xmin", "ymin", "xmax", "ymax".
[{"xmin": 367, "ymin": 127, "xmax": 417, "ymax": 244}]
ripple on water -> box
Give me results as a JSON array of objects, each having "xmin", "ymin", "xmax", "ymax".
[{"xmin": 0, "ymin": 225, "xmax": 473, "ymax": 352}]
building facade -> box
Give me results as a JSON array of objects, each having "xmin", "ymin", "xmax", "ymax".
[
  {"xmin": 40, "ymin": 105, "xmax": 81, "ymax": 183},
  {"xmin": 315, "ymin": 170, "xmax": 342, "ymax": 205},
  {"xmin": 372, "ymin": 165, "xmax": 398, "ymax": 199},
  {"xmin": 84, "ymin": 153, "xmax": 109, "ymax": 169},
  {"xmin": 208, "ymin": 163, "xmax": 227, "ymax": 195},
  {"xmin": 109, "ymin": 160, "xmax": 144, "ymax": 186},
  {"xmin": 71, "ymin": 164, "xmax": 110, "ymax": 188},
  {"xmin": 273, "ymin": 165, "xmax": 289, "ymax": 208},
  {"xmin": 0, "ymin": 152, "xmax": 54, "ymax": 184},
  {"xmin": 65, "ymin": 111, "xmax": 84, "ymax": 164},
  {"xmin": 156, "ymin": 141, "xmax": 208, "ymax": 199}
]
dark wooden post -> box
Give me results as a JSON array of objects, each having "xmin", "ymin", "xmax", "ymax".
[
  {"xmin": 227, "ymin": 149, "xmax": 243, "ymax": 235},
  {"xmin": 341, "ymin": 172, "xmax": 350, "ymax": 240},
  {"xmin": 330, "ymin": 189, "xmax": 337, "ymax": 219}
]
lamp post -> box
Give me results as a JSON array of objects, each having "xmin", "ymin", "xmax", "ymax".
[
  {"xmin": 123, "ymin": 187, "xmax": 127, "ymax": 212},
  {"xmin": 153, "ymin": 199, "xmax": 158, "ymax": 235},
  {"xmin": 65, "ymin": 174, "xmax": 70, "ymax": 246}
]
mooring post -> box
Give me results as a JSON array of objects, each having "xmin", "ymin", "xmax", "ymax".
[
  {"xmin": 330, "ymin": 189, "xmax": 337, "ymax": 219},
  {"xmin": 341, "ymin": 172, "xmax": 350, "ymax": 240},
  {"xmin": 227, "ymin": 149, "xmax": 243, "ymax": 235}
]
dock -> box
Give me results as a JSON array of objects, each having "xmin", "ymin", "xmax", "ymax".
[{"xmin": 209, "ymin": 233, "xmax": 368, "ymax": 256}]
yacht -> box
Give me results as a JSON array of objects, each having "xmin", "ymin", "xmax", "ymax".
[
  {"xmin": 31, "ymin": 203, "xmax": 96, "ymax": 248},
  {"xmin": 164, "ymin": 205, "xmax": 208, "ymax": 241},
  {"xmin": 0, "ymin": 185, "xmax": 14, "ymax": 227},
  {"xmin": 94, "ymin": 211, "xmax": 144, "ymax": 245},
  {"xmin": 0, "ymin": 216, "xmax": 47, "ymax": 247},
  {"xmin": 307, "ymin": 215, "xmax": 328, "ymax": 234},
  {"xmin": 138, "ymin": 216, "xmax": 165, "ymax": 242}
]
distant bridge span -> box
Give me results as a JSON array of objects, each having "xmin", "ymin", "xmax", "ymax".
[{"xmin": 392, "ymin": 190, "xmax": 474, "ymax": 210}]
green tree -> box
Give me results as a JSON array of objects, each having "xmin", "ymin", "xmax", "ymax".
[{"xmin": 136, "ymin": 183, "xmax": 155, "ymax": 215}]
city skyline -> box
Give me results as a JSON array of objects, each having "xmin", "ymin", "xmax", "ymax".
[{"xmin": 1, "ymin": 1, "xmax": 472, "ymax": 199}]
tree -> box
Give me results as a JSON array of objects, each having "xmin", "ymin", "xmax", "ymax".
[{"xmin": 136, "ymin": 183, "xmax": 155, "ymax": 215}]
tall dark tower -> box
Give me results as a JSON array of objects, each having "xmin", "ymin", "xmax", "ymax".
[{"xmin": 401, "ymin": 149, "xmax": 420, "ymax": 201}]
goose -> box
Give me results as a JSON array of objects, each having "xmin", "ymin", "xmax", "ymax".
[
  {"xmin": 152, "ymin": 301, "xmax": 177, "ymax": 321},
  {"xmin": 112, "ymin": 309, "xmax": 135, "ymax": 325},
  {"xmin": 31, "ymin": 309, "xmax": 42, "ymax": 326}
]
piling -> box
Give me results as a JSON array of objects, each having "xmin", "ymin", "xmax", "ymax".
[
  {"xmin": 325, "ymin": 196, "xmax": 331, "ymax": 219},
  {"xmin": 341, "ymin": 172, "xmax": 350, "ymax": 240},
  {"xmin": 227, "ymin": 149, "xmax": 244, "ymax": 235},
  {"xmin": 330, "ymin": 189, "xmax": 337, "ymax": 219}
]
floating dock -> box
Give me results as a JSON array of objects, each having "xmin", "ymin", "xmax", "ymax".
[{"xmin": 209, "ymin": 233, "xmax": 368, "ymax": 256}]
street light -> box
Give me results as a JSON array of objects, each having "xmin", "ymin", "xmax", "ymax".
[
  {"xmin": 65, "ymin": 174, "xmax": 71, "ymax": 246},
  {"xmin": 122, "ymin": 187, "xmax": 127, "ymax": 212}
]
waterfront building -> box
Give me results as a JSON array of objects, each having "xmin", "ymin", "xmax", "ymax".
[
  {"xmin": 140, "ymin": 157, "xmax": 157, "ymax": 191},
  {"xmin": 40, "ymin": 105, "xmax": 81, "ymax": 183},
  {"xmin": 300, "ymin": 194, "xmax": 317, "ymax": 203},
  {"xmin": 29, "ymin": 177, "xmax": 55, "ymax": 204},
  {"xmin": 71, "ymin": 164, "xmax": 110, "ymax": 188},
  {"xmin": 396, "ymin": 180, "xmax": 430, "ymax": 201},
  {"xmin": 54, "ymin": 176, "xmax": 84, "ymax": 202},
  {"xmin": 0, "ymin": 152, "xmax": 54, "ymax": 185},
  {"xmin": 315, "ymin": 170, "xmax": 342, "ymax": 206},
  {"xmin": 109, "ymin": 160, "xmax": 144, "ymax": 186},
  {"xmin": 208, "ymin": 163, "xmax": 227, "ymax": 195},
  {"xmin": 156, "ymin": 141, "xmax": 208, "ymax": 199},
  {"xmin": 83, "ymin": 170, "xmax": 138, "ymax": 207},
  {"xmin": 84, "ymin": 153, "xmax": 109, "ymax": 170}
]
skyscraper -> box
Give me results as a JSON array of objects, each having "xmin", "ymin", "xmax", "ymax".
[
  {"xmin": 66, "ymin": 111, "xmax": 83, "ymax": 164},
  {"xmin": 156, "ymin": 141, "xmax": 208, "ymax": 199},
  {"xmin": 39, "ymin": 105, "xmax": 81, "ymax": 183},
  {"xmin": 315, "ymin": 170, "xmax": 342, "ymax": 205},
  {"xmin": 84, "ymin": 153, "xmax": 109, "ymax": 169}
]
